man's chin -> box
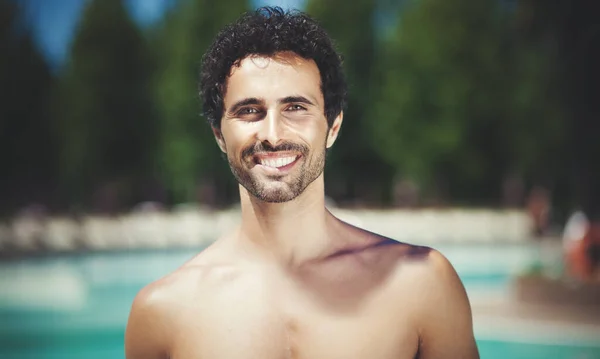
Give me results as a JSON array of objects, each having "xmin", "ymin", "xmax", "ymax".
[
  {"xmin": 254, "ymin": 188, "xmax": 298, "ymax": 203},
  {"xmin": 243, "ymin": 183, "xmax": 299, "ymax": 203},
  {"xmin": 256, "ymin": 195, "xmax": 295, "ymax": 204}
]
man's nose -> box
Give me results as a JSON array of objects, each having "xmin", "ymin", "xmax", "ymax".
[{"xmin": 257, "ymin": 110, "xmax": 284, "ymax": 147}]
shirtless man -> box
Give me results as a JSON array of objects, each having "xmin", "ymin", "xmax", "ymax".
[{"xmin": 125, "ymin": 7, "xmax": 479, "ymax": 359}]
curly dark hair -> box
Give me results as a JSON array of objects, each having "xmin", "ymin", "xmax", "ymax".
[{"xmin": 199, "ymin": 6, "xmax": 347, "ymax": 129}]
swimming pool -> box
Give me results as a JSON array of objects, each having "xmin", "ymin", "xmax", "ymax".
[{"xmin": 1, "ymin": 246, "xmax": 598, "ymax": 359}]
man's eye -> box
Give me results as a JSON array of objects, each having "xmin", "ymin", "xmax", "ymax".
[
  {"xmin": 286, "ymin": 104, "xmax": 306, "ymax": 111},
  {"xmin": 238, "ymin": 107, "xmax": 259, "ymax": 115}
]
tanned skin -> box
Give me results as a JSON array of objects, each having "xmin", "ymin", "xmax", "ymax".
[{"xmin": 125, "ymin": 53, "xmax": 479, "ymax": 359}]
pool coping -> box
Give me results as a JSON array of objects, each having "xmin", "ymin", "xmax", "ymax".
[{"xmin": 471, "ymin": 296, "xmax": 600, "ymax": 347}]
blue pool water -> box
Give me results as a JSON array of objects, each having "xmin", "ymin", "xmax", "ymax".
[{"xmin": 0, "ymin": 247, "xmax": 598, "ymax": 359}]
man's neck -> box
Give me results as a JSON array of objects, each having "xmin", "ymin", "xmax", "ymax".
[{"xmin": 236, "ymin": 176, "xmax": 339, "ymax": 266}]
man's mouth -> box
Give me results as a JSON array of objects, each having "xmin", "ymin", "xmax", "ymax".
[
  {"xmin": 253, "ymin": 153, "xmax": 301, "ymax": 171},
  {"xmin": 258, "ymin": 156, "xmax": 297, "ymax": 168}
]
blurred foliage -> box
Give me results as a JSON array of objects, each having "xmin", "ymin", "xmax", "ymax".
[
  {"xmin": 0, "ymin": 0, "xmax": 599, "ymax": 217},
  {"xmin": 152, "ymin": 0, "xmax": 249, "ymax": 204},
  {"xmin": 0, "ymin": 0, "xmax": 54, "ymax": 215},
  {"xmin": 371, "ymin": 0, "xmax": 565, "ymax": 204},
  {"xmin": 306, "ymin": 0, "xmax": 395, "ymax": 205},
  {"xmin": 55, "ymin": 0, "xmax": 158, "ymax": 211},
  {"xmin": 372, "ymin": 0, "xmax": 511, "ymax": 201}
]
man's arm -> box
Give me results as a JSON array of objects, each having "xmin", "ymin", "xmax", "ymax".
[
  {"xmin": 125, "ymin": 284, "xmax": 171, "ymax": 359},
  {"xmin": 416, "ymin": 250, "xmax": 480, "ymax": 359}
]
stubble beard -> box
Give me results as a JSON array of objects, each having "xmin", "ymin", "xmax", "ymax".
[{"xmin": 228, "ymin": 144, "xmax": 327, "ymax": 203}]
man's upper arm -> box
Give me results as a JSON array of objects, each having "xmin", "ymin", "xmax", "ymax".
[
  {"xmin": 125, "ymin": 285, "xmax": 171, "ymax": 359},
  {"xmin": 417, "ymin": 250, "xmax": 479, "ymax": 359}
]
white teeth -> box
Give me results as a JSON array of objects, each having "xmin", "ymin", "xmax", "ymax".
[{"xmin": 259, "ymin": 156, "xmax": 296, "ymax": 168}]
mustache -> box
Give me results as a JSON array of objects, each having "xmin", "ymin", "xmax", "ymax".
[{"xmin": 242, "ymin": 141, "xmax": 308, "ymax": 158}]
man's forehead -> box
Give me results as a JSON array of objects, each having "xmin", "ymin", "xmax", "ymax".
[
  {"xmin": 228, "ymin": 52, "xmax": 318, "ymax": 77},
  {"xmin": 224, "ymin": 52, "xmax": 323, "ymax": 106}
]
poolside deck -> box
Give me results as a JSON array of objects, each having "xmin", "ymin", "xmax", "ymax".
[{"xmin": 470, "ymin": 279, "xmax": 600, "ymax": 345}]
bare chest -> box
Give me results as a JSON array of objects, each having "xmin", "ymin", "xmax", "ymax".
[
  {"xmin": 169, "ymin": 277, "xmax": 419, "ymax": 359},
  {"xmin": 171, "ymin": 310, "xmax": 418, "ymax": 359}
]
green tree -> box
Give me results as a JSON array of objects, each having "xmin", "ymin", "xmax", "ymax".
[
  {"xmin": 507, "ymin": 0, "xmax": 565, "ymax": 194},
  {"xmin": 516, "ymin": 0, "xmax": 600, "ymax": 218},
  {"xmin": 306, "ymin": 0, "xmax": 394, "ymax": 205},
  {"xmin": 56, "ymin": 0, "xmax": 157, "ymax": 211},
  {"xmin": 0, "ymin": 0, "xmax": 55, "ymax": 215},
  {"xmin": 152, "ymin": 0, "xmax": 249, "ymax": 204},
  {"xmin": 371, "ymin": 0, "xmax": 519, "ymax": 204}
]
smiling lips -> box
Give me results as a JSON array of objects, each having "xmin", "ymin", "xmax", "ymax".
[{"xmin": 254, "ymin": 153, "xmax": 300, "ymax": 170}]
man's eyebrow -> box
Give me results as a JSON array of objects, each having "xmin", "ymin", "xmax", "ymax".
[
  {"xmin": 278, "ymin": 96, "xmax": 316, "ymax": 106},
  {"xmin": 227, "ymin": 97, "xmax": 263, "ymax": 114}
]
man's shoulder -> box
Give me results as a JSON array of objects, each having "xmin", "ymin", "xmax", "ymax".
[
  {"xmin": 361, "ymin": 239, "xmax": 478, "ymax": 357},
  {"xmin": 405, "ymin": 245, "xmax": 463, "ymax": 291},
  {"xmin": 371, "ymin": 236, "xmax": 472, "ymax": 333},
  {"xmin": 378, "ymin": 237, "xmax": 471, "ymax": 324},
  {"xmin": 125, "ymin": 263, "xmax": 205, "ymax": 358},
  {"xmin": 127, "ymin": 266, "xmax": 195, "ymax": 331},
  {"xmin": 134, "ymin": 242, "xmax": 251, "ymax": 308},
  {"xmin": 350, "ymin": 224, "xmax": 460, "ymax": 289},
  {"xmin": 133, "ymin": 254, "xmax": 238, "ymax": 310},
  {"xmin": 131, "ymin": 268, "xmax": 188, "ymax": 312},
  {"xmin": 382, "ymin": 237, "xmax": 460, "ymax": 289},
  {"xmin": 347, "ymin": 224, "xmax": 435, "ymax": 266}
]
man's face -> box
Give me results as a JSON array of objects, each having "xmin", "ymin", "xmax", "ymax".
[{"xmin": 215, "ymin": 52, "xmax": 340, "ymax": 203}]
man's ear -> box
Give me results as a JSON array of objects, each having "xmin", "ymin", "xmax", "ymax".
[
  {"xmin": 212, "ymin": 126, "xmax": 227, "ymax": 153},
  {"xmin": 326, "ymin": 111, "xmax": 344, "ymax": 148}
]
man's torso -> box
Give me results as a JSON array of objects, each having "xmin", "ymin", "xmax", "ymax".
[{"xmin": 137, "ymin": 237, "xmax": 432, "ymax": 359}]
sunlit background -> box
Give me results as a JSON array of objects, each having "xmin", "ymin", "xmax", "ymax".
[{"xmin": 1, "ymin": 0, "xmax": 599, "ymax": 358}]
